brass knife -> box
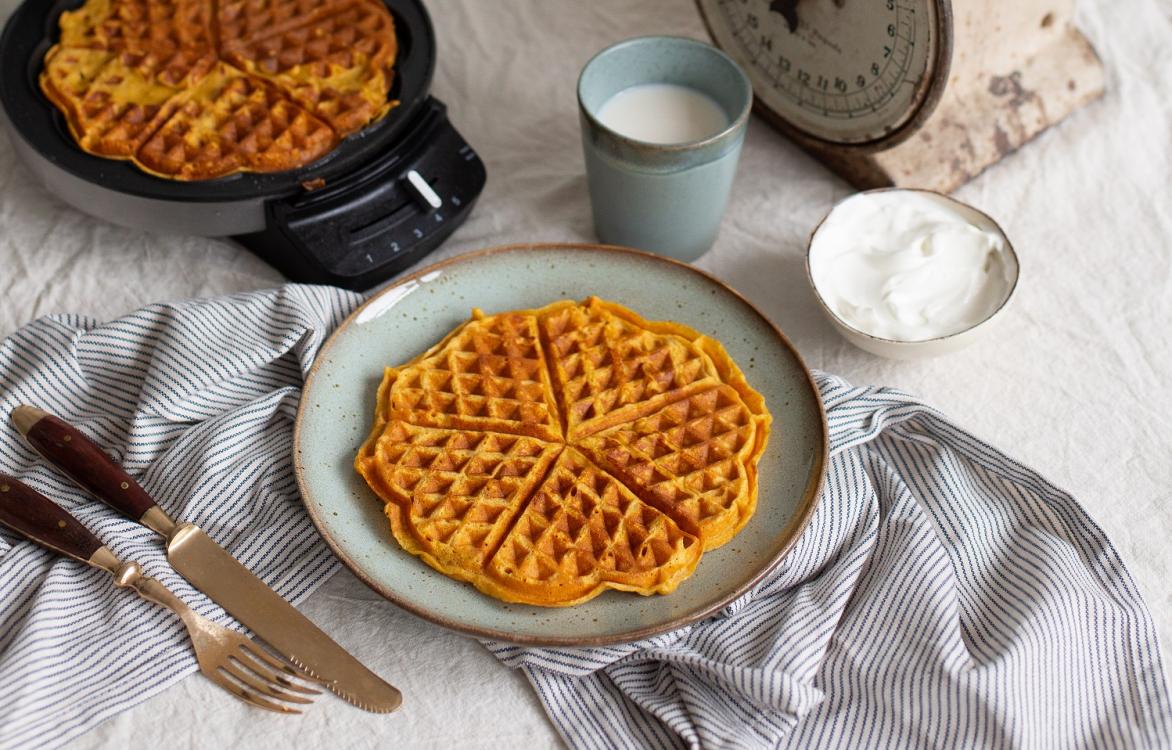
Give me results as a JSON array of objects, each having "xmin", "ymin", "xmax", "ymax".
[{"xmin": 11, "ymin": 405, "xmax": 402, "ymax": 713}]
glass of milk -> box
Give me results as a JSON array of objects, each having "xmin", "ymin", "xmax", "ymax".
[{"xmin": 578, "ymin": 36, "xmax": 752, "ymax": 262}]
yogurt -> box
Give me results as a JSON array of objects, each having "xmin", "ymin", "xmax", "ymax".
[{"xmin": 808, "ymin": 191, "xmax": 1015, "ymax": 342}]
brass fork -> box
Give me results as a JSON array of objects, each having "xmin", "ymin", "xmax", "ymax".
[{"xmin": 0, "ymin": 473, "xmax": 321, "ymax": 713}]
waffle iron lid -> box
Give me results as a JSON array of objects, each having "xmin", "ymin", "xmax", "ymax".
[{"xmin": 0, "ymin": 0, "xmax": 437, "ymax": 203}]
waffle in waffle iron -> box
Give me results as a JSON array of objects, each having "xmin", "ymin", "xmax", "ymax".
[
  {"xmin": 355, "ymin": 297, "xmax": 772, "ymax": 607},
  {"xmin": 40, "ymin": 0, "xmax": 398, "ymax": 180}
]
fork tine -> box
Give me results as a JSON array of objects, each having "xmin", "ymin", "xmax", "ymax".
[
  {"xmin": 236, "ymin": 640, "xmax": 325, "ymax": 693},
  {"xmin": 205, "ymin": 666, "xmax": 303, "ymax": 714},
  {"xmin": 225, "ymin": 659, "xmax": 315, "ymax": 705}
]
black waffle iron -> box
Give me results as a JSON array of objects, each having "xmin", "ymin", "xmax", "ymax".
[{"xmin": 0, "ymin": 0, "xmax": 486, "ymax": 290}]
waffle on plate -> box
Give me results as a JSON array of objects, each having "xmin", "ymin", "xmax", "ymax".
[
  {"xmin": 355, "ymin": 297, "xmax": 772, "ymax": 607},
  {"xmin": 40, "ymin": 0, "xmax": 398, "ymax": 180}
]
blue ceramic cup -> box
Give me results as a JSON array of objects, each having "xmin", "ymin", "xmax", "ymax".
[{"xmin": 578, "ymin": 36, "xmax": 753, "ymax": 262}]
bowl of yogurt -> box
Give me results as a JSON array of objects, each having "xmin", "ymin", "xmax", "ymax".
[{"xmin": 806, "ymin": 188, "xmax": 1020, "ymax": 359}]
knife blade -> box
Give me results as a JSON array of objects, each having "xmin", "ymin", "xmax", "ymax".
[{"xmin": 10, "ymin": 405, "xmax": 402, "ymax": 713}]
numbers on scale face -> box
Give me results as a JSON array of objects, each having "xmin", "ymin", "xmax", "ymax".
[{"xmin": 706, "ymin": 0, "xmax": 939, "ymax": 143}]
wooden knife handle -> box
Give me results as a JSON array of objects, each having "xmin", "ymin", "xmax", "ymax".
[
  {"xmin": 10, "ymin": 406, "xmax": 168, "ymax": 533},
  {"xmin": 0, "ymin": 473, "xmax": 106, "ymax": 565}
]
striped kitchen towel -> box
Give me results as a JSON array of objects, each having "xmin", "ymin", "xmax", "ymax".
[
  {"xmin": 0, "ymin": 285, "xmax": 361, "ymax": 749},
  {"xmin": 0, "ymin": 286, "xmax": 1168, "ymax": 749},
  {"xmin": 488, "ymin": 373, "xmax": 1172, "ymax": 749}
]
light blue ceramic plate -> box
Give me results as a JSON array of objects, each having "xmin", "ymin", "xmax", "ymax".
[{"xmin": 294, "ymin": 244, "xmax": 827, "ymax": 645}]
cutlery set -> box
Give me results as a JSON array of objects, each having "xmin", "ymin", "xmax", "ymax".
[{"xmin": 0, "ymin": 406, "xmax": 401, "ymax": 715}]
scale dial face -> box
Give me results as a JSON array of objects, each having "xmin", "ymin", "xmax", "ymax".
[{"xmin": 699, "ymin": 0, "xmax": 947, "ymax": 145}]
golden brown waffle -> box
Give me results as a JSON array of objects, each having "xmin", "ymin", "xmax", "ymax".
[
  {"xmin": 40, "ymin": 0, "xmax": 398, "ymax": 180},
  {"xmin": 355, "ymin": 297, "xmax": 772, "ymax": 607},
  {"xmin": 222, "ymin": 0, "xmax": 397, "ymax": 134}
]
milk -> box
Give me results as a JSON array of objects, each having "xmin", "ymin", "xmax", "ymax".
[{"xmin": 596, "ymin": 83, "xmax": 729, "ymax": 144}]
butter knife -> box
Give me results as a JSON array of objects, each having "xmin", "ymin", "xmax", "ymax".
[{"xmin": 10, "ymin": 405, "xmax": 402, "ymax": 713}]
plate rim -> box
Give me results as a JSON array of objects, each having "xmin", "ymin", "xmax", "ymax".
[{"xmin": 294, "ymin": 242, "xmax": 829, "ymax": 646}]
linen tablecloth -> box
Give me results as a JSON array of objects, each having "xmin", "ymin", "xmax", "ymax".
[
  {"xmin": 1, "ymin": 0, "xmax": 1169, "ymax": 746},
  {"xmin": 1, "ymin": 288, "xmax": 1168, "ymax": 749}
]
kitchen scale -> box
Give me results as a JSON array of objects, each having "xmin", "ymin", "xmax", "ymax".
[
  {"xmin": 0, "ymin": 0, "xmax": 485, "ymax": 291},
  {"xmin": 697, "ymin": 0, "xmax": 1105, "ymax": 192}
]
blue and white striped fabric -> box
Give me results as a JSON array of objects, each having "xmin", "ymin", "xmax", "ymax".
[
  {"xmin": 0, "ymin": 285, "xmax": 361, "ymax": 749},
  {"xmin": 488, "ymin": 373, "xmax": 1172, "ymax": 749},
  {"xmin": 1, "ymin": 287, "xmax": 1168, "ymax": 749}
]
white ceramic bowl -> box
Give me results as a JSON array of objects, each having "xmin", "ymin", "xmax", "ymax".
[{"xmin": 805, "ymin": 188, "xmax": 1020, "ymax": 360}]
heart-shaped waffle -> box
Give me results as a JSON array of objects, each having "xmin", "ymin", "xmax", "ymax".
[
  {"xmin": 40, "ymin": 0, "xmax": 397, "ymax": 180},
  {"xmin": 355, "ymin": 298, "xmax": 771, "ymax": 607}
]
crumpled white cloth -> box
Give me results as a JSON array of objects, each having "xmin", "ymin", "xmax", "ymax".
[
  {"xmin": 3, "ymin": 10, "xmax": 1172, "ymax": 746},
  {"xmin": 0, "ymin": 285, "xmax": 1166, "ymax": 750},
  {"xmin": 488, "ymin": 372, "xmax": 1172, "ymax": 749}
]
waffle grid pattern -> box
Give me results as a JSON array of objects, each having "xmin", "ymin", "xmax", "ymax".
[
  {"xmin": 40, "ymin": 0, "xmax": 398, "ymax": 179},
  {"xmin": 356, "ymin": 298, "xmax": 771, "ymax": 606}
]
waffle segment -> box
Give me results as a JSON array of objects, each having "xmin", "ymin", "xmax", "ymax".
[
  {"xmin": 577, "ymin": 385, "xmax": 769, "ymax": 550},
  {"xmin": 217, "ymin": 0, "xmax": 352, "ymax": 43},
  {"xmin": 538, "ymin": 297, "xmax": 726, "ymax": 440},
  {"xmin": 135, "ymin": 63, "xmax": 338, "ymax": 179},
  {"xmin": 356, "ymin": 421, "xmax": 562, "ymax": 577},
  {"xmin": 41, "ymin": 46, "xmax": 213, "ymax": 159},
  {"xmin": 222, "ymin": 0, "xmax": 398, "ymax": 133},
  {"xmin": 41, "ymin": 0, "xmax": 398, "ymax": 180},
  {"xmin": 58, "ymin": 0, "xmax": 215, "ymax": 53},
  {"xmin": 482, "ymin": 449, "xmax": 702, "ymax": 605},
  {"xmin": 356, "ymin": 298, "xmax": 772, "ymax": 607},
  {"xmin": 380, "ymin": 310, "xmax": 564, "ymax": 442}
]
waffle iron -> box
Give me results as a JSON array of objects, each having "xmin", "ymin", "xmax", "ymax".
[{"xmin": 0, "ymin": 0, "xmax": 486, "ymax": 290}]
